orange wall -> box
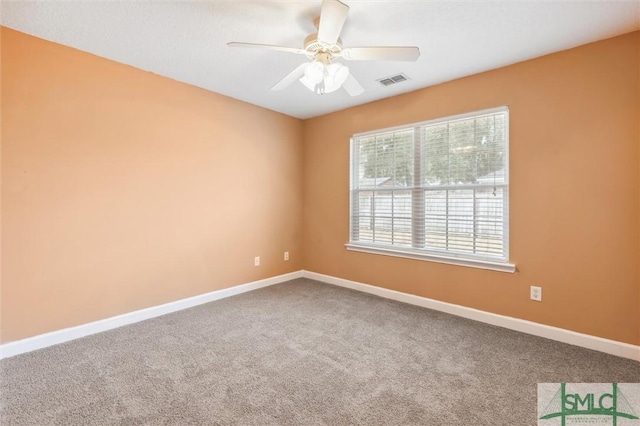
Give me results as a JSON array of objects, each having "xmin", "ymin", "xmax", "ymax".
[
  {"xmin": 0, "ymin": 27, "xmax": 4, "ymax": 342},
  {"xmin": 303, "ymin": 32, "xmax": 640, "ymax": 345},
  {"xmin": 1, "ymin": 28, "xmax": 303, "ymax": 343},
  {"xmin": 2, "ymin": 28, "xmax": 639, "ymax": 347}
]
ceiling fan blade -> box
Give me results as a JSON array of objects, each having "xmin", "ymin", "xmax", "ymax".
[
  {"xmin": 271, "ymin": 63, "xmax": 309, "ymax": 91},
  {"xmin": 317, "ymin": 0, "xmax": 349, "ymax": 46},
  {"xmin": 342, "ymin": 73, "xmax": 364, "ymax": 96},
  {"xmin": 342, "ymin": 46, "xmax": 420, "ymax": 62},
  {"xmin": 227, "ymin": 42, "xmax": 307, "ymax": 56}
]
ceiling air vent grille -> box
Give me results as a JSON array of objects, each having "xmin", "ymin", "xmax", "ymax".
[{"xmin": 377, "ymin": 73, "xmax": 409, "ymax": 86}]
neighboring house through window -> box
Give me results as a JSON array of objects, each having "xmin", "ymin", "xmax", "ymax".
[{"xmin": 347, "ymin": 106, "xmax": 515, "ymax": 272}]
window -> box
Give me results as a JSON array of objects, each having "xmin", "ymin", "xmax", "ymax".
[{"xmin": 347, "ymin": 106, "xmax": 514, "ymax": 272}]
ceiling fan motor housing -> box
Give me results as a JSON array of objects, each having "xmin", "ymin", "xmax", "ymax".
[{"xmin": 304, "ymin": 33, "xmax": 343, "ymax": 60}]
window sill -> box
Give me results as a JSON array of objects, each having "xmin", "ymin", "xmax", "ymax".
[{"xmin": 345, "ymin": 243, "xmax": 516, "ymax": 273}]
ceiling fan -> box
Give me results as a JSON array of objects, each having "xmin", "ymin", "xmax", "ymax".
[{"xmin": 227, "ymin": 0, "xmax": 420, "ymax": 96}]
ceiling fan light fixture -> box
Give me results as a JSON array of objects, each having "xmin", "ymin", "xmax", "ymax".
[
  {"xmin": 303, "ymin": 61, "xmax": 325, "ymax": 84},
  {"xmin": 299, "ymin": 75, "xmax": 318, "ymax": 92},
  {"xmin": 327, "ymin": 62, "xmax": 349, "ymax": 83},
  {"xmin": 323, "ymin": 62, "xmax": 349, "ymax": 93},
  {"xmin": 299, "ymin": 61, "xmax": 349, "ymax": 94}
]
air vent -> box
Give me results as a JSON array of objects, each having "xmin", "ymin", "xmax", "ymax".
[{"xmin": 377, "ymin": 73, "xmax": 409, "ymax": 86}]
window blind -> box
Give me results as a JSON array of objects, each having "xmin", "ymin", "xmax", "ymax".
[{"xmin": 350, "ymin": 106, "xmax": 509, "ymax": 264}]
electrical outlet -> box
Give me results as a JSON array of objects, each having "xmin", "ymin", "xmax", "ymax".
[
  {"xmin": 530, "ymin": 286, "xmax": 542, "ymax": 302},
  {"xmin": 284, "ymin": 251, "xmax": 289, "ymax": 261},
  {"xmin": 254, "ymin": 256, "xmax": 260, "ymax": 267}
]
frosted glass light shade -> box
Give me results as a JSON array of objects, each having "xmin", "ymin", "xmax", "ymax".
[
  {"xmin": 299, "ymin": 61, "xmax": 349, "ymax": 94},
  {"xmin": 304, "ymin": 61, "xmax": 324, "ymax": 84},
  {"xmin": 299, "ymin": 75, "xmax": 318, "ymax": 92},
  {"xmin": 323, "ymin": 63, "xmax": 349, "ymax": 93}
]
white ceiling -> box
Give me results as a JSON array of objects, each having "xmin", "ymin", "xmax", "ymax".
[{"xmin": 2, "ymin": 1, "xmax": 639, "ymax": 119}]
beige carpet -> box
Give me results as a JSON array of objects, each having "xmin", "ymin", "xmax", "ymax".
[{"xmin": 1, "ymin": 278, "xmax": 638, "ymax": 425}]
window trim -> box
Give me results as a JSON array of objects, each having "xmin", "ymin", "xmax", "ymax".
[
  {"xmin": 344, "ymin": 243, "xmax": 516, "ymax": 273},
  {"xmin": 348, "ymin": 106, "xmax": 515, "ymax": 273}
]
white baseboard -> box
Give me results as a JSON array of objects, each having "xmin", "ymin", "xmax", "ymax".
[
  {"xmin": 3, "ymin": 269, "xmax": 638, "ymax": 362},
  {"xmin": 0, "ymin": 271, "xmax": 304, "ymax": 360},
  {"xmin": 302, "ymin": 270, "xmax": 640, "ymax": 362}
]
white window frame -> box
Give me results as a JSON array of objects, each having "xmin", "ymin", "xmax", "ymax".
[{"xmin": 346, "ymin": 106, "xmax": 515, "ymax": 273}]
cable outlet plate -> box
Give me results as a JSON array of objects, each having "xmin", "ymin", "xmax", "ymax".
[{"xmin": 530, "ymin": 286, "xmax": 542, "ymax": 302}]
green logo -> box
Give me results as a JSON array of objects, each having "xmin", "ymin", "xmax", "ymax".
[{"xmin": 538, "ymin": 383, "xmax": 639, "ymax": 426}]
